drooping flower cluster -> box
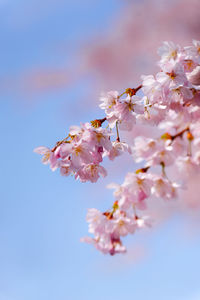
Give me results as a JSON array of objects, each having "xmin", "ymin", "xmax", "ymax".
[
  {"xmin": 35, "ymin": 40, "xmax": 200, "ymax": 255},
  {"xmin": 34, "ymin": 122, "xmax": 131, "ymax": 183}
]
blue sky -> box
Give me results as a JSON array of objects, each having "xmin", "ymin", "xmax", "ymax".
[{"xmin": 1, "ymin": 1, "xmax": 200, "ymax": 299}]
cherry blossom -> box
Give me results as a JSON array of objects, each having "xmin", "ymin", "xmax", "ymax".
[
  {"xmin": 157, "ymin": 41, "xmax": 180, "ymax": 65},
  {"xmin": 35, "ymin": 40, "xmax": 200, "ymax": 255}
]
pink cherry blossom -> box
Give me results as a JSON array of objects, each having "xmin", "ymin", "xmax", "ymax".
[
  {"xmin": 132, "ymin": 137, "xmax": 159, "ymax": 163},
  {"xmin": 34, "ymin": 146, "xmax": 59, "ymax": 171},
  {"xmin": 107, "ymin": 141, "xmax": 131, "ymax": 161},
  {"xmin": 157, "ymin": 41, "xmax": 181, "ymax": 65},
  {"xmin": 187, "ymin": 66, "xmax": 200, "ymax": 86},
  {"xmin": 151, "ymin": 175, "xmax": 180, "ymax": 200},
  {"xmin": 35, "ymin": 40, "xmax": 200, "ymax": 255},
  {"xmin": 112, "ymin": 210, "xmax": 137, "ymax": 236},
  {"xmin": 99, "ymin": 90, "xmax": 119, "ymax": 111},
  {"xmin": 75, "ymin": 164, "xmax": 107, "ymax": 183}
]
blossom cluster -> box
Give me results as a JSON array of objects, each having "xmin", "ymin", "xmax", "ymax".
[
  {"xmin": 35, "ymin": 40, "xmax": 200, "ymax": 255},
  {"xmin": 34, "ymin": 122, "xmax": 131, "ymax": 183}
]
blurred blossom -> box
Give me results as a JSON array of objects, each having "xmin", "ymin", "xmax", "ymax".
[
  {"xmin": 81, "ymin": 0, "xmax": 200, "ymax": 90},
  {"xmin": 22, "ymin": 69, "xmax": 72, "ymax": 93},
  {"xmin": 1, "ymin": 0, "xmax": 200, "ymax": 104}
]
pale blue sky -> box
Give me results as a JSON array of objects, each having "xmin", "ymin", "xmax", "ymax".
[{"xmin": 1, "ymin": 1, "xmax": 200, "ymax": 299}]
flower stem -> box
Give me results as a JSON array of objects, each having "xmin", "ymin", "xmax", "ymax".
[{"xmin": 116, "ymin": 121, "xmax": 120, "ymax": 142}]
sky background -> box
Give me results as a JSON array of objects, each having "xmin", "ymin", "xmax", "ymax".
[{"xmin": 1, "ymin": 0, "xmax": 200, "ymax": 299}]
